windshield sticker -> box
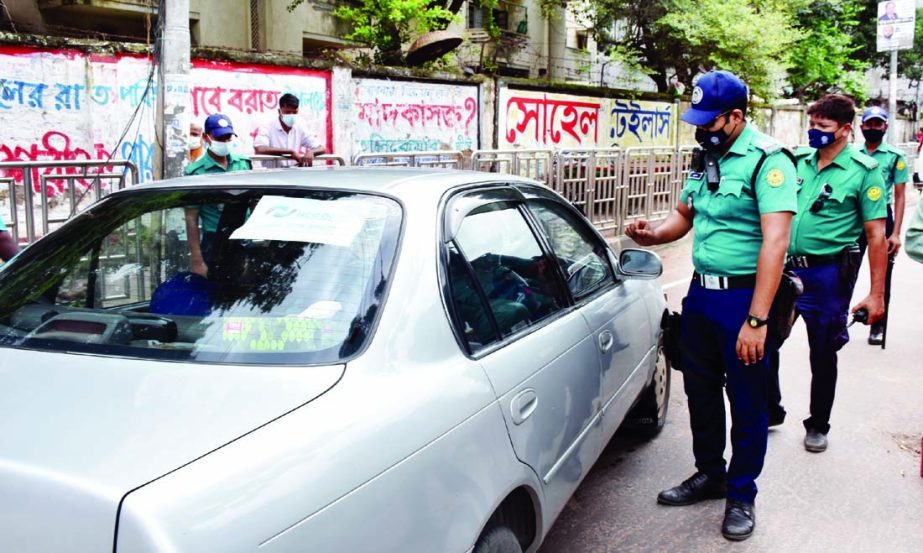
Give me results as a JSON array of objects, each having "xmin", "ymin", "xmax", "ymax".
[
  {"xmin": 298, "ymin": 300, "xmax": 342, "ymax": 319},
  {"xmin": 220, "ymin": 316, "xmax": 345, "ymax": 351},
  {"xmin": 230, "ymin": 196, "xmax": 368, "ymax": 246}
]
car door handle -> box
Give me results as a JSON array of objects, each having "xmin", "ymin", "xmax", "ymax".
[
  {"xmin": 510, "ymin": 389, "xmax": 538, "ymax": 425},
  {"xmin": 598, "ymin": 330, "xmax": 614, "ymax": 353}
]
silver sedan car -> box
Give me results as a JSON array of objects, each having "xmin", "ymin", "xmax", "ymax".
[{"xmin": 0, "ymin": 168, "xmax": 669, "ymax": 553}]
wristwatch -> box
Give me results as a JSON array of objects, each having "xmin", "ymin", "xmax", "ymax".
[{"xmin": 747, "ymin": 314, "xmax": 769, "ymax": 328}]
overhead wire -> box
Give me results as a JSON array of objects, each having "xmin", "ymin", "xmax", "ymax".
[{"xmin": 69, "ymin": 0, "xmax": 159, "ymax": 215}]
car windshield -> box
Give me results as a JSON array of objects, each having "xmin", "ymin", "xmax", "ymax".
[{"xmin": 0, "ymin": 187, "xmax": 402, "ymax": 365}]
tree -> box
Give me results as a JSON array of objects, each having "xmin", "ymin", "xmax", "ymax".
[
  {"xmin": 288, "ymin": 0, "xmax": 478, "ymax": 65},
  {"xmin": 786, "ymin": 0, "xmax": 869, "ymax": 101},
  {"xmin": 565, "ymin": 0, "xmax": 801, "ymax": 100}
]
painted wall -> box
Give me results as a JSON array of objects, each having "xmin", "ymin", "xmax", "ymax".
[
  {"xmin": 499, "ymin": 87, "xmax": 677, "ymax": 150},
  {"xmin": 0, "ymin": 45, "xmax": 332, "ymax": 196},
  {"xmin": 349, "ymin": 78, "xmax": 480, "ymax": 157}
]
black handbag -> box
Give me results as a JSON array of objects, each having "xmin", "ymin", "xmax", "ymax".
[
  {"xmin": 770, "ymin": 270, "xmax": 803, "ymax": 345},
  {"xmin": 661, "ymin": 310, "xmax": 684, "ymax": 371}
]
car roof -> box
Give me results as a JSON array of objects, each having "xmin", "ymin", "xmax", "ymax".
[{"xmin": 126, "ymin": 166, "xmax": 541, "ymax": 199}]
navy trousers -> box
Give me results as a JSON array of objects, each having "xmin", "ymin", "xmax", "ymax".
[
  {"xmin": 768, "ymin": 263, "xmax": 852, "ymax": 434},
  {"xmin": 680, "ymin": 281, "xmax": 769, "ymax": 504}
]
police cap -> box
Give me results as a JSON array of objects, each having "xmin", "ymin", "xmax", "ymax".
[{"xmin": 681, "ymin": 70, "xmax": 749, "ymax": 126}]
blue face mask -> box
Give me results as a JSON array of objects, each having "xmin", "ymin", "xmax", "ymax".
[{"xmin": 807, "ymin": 128, "xmax": 838, "ymax": 149}]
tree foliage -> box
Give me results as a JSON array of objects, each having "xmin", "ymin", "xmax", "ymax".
[
  {"xmin": 563, "ymin": 0, "xmax": 801, "ymax": 99},
  {"xmin": 287, "ymin": 0, "xmax": 463, "ymax": 64},
  {"xmin": 786, "ymin": 0, "xmax": 868, "ymax": 101}
]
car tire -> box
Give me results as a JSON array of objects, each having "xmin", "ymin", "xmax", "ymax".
[
  {"xmin": 622, "ymin": 339, "xmax": 670, "ymax": 438},
  {"xmin": 473, "ymin": 524, "xmax": 523, "ymax": 553}
]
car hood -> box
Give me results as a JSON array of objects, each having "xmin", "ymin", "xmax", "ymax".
[{"xmin": 0, "ymin": 348, "xmax": 344, "ymax": 553}]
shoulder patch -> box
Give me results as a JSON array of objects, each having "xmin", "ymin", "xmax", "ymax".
[
  {"xmin": 867, "ymin": 186, "xmax": 883, "ymax": 202},
  {"xmin": 765, "ymin": 168, "xmax": 786, "ymax": 187},
  {"xmin": 897, "ymin": 159, "xmax": 907, "ymax": 171},
  {"xmin": 852, "ymin": 151, "xmax": 879, "ymax": 170},
  {"xmin": 751, "ymin": 135, "xmax": 782, "ymax": 155}
]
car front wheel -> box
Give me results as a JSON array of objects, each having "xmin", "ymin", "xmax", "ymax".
[
  {"xmin": 623, "ymin": 338, "xmax": 670, "ymax": 437},
  {"xmin": 474, "ymin": 524, "xmax": 522, "ymax": 553}
]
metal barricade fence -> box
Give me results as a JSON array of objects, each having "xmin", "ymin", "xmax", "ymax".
[
  {"xmin": 249, "ymin": 154, "xmax": 347, "ymax": 168},
  {"xmin": 353, "ymin": 150, "xmax": 464, "ymax": 169},
  {"xmin": 552, "ymin": 149, "xmax": 623, "ymax": 232},
  {"xmin": 618, "ymin": 147, "xmax": 685, "ymax": 232},
  {"xmin": 0, "ymin": 148, "xmax": 700, "ymax": 247},
  {"xmin": 470, "ymin": 149, "xmax": 554, "ymax": 186},
  {"xmin": 0, "ymin": 159, "xmax": 139, "ymax": 245}
]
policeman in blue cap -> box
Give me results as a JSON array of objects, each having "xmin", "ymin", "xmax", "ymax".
[
  {"xmin": 184, "ymin": 113, "xmax": 252, "ymax": 278},
  {"xmin": 627, "ymin": 70, "xmax": 797, "ymax": 540},
  {"xmin": 857, "ymin": 106, "xmax": 908, "ymax": 346}
]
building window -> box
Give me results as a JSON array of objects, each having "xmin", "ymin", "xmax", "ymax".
[{"xmin": 575, "ymin": 30, "xmax": 588, "ymax": 51}]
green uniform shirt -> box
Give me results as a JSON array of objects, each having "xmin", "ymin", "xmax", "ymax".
[
  {"xmin": 788, "ymin": 144, "xmax": 887, "ymax": 257},
  {"xmin": 183, "ymin": 151, "xmax": 252, "ymax": 233},
  {"xmin": 859, "ymin": 141, "xmax": 909, "ymax": 205},
  {"xmin": 679, "ymin": 124, "xmax": 798, "ymax": 276}
]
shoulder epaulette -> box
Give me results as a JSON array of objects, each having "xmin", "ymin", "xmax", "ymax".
[
  {"xmin": 751, "ymin": 135, "xmax": 783, "ymax": 155},
  {"xmin": 794, "ymin": 146, "xmax": 814, "ymax": 158},
  {"xmin": 851, "ymin": 150, "xmax": 879, "ymax": 170},
  {"xmin": 184, "ymin": 157, "xmax": 207, "ymax": 176}
]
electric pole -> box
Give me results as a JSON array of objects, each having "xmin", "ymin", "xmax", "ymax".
[{"xmin": 156, "ymin": 0, "xmax": 191, "ymax": 180}]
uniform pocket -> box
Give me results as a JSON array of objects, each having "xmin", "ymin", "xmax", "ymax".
[{"xmin": 711, "ymin": 178, "xmax": 747, "ymax": 218}]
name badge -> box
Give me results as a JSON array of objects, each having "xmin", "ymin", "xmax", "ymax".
[
  {"xmin": 703, "ymin": 274, "xmax": 721, "ymax": 289},
  {"xmin": 689, "ymin": 172, "xmax": 704, "ymax": 180}
]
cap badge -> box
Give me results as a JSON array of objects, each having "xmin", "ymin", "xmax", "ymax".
[
  {"xmin": 691, "ymin": 86, "xmax": 704, "ymax": 105},
  {"xmin": 218, "ymin": 118, "xmax": 229, "ymax": 127}
]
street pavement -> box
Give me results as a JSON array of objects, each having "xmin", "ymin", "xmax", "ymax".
[{"xmin": 539, "ymin": 194, "xmax": 923, "ymax": 553}]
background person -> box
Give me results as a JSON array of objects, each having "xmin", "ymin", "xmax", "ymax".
[
  {"xmin": 188, "ymin": 122, "xmax": 205, "ymax": 162},
  {"xmin": 626, "ymin": 70, "xmax": 796, "ymax": 542},
  {"xmin": 184, "ymin": 113, "xmax": 252, "ymax": 278},
  {"xmin": 253, "ymin": 93, "xmax": 325, "ymax": 167},
  {"xmin": 767, "ymin": 94, "xmax": 887, "ymax": 454},
  {"xmin": 857, "ymin": 106, "xmax": 908, "ymax": 346}
]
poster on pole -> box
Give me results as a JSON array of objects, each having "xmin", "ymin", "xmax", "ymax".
[{"xmin": 877, "ymin": 0, "xmax": 916, "ymax": 51}]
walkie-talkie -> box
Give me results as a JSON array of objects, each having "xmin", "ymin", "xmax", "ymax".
[{"xmin": 704, "ymin": 152, "xmax": 720, "ymax": 191}]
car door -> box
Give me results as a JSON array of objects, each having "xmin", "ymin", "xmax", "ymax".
[
  {"xmin": 520, "ymin": 186, "xmax": 652, "ymax": 437},
  {"xmin": 441, "ymin": 186, "xmax": 604, "ymax": 512}
]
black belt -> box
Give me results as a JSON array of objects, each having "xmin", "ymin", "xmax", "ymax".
[
  {"xmin": 786, "ymin": 254, "xmax": 837, "ymax": 269},
  {"xmin": 692, "ymin": 271, "xmax": 757, "ymax": 290}
]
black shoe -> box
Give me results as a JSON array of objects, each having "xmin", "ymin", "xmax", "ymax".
[
  {"xmin": 804, "ymin": 429, "xmax": 828, "ymax": 452},
  {"xmin": 768, "ymin": 408, "xmax": 786, "ymax": 427},
  {"xmin": 722, "ymin": 500, "xmax": 755, "ymax": 541},
  {"xmin": 868, "ymin": 329, "xmax": 884, "ymax": 345},
  {"xmin": 657, "ymin": 472, "xmax": 726, "ymax": 506}
]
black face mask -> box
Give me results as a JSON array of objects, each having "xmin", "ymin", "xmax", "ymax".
[
  {"xmin": 695, "ymin": 127, "xmax": 731, "ymax": 151},
  {"xmin": 695, "ymin": 114, "xmax": 735, "ymax": 152},
  {"xmin": 862, "ymin": 128, "xmax": 885, "ymax": 144}
]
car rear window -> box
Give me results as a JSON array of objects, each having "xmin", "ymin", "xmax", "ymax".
[{"xmin": 0, "ymin": 188, "xmax": 402, "ymax": 364}]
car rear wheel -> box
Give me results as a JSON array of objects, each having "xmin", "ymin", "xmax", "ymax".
[
  {"xmin": 623, "ymin": 339, "xmax": 670, "ymax": 437},
  {"xmin": 474, "ymin": 524, "xmax": 523, "ymax": 553}
]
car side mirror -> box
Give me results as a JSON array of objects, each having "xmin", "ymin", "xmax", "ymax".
[{"xmin": 615, "ymin": 248, "xmax": 662, "ymax": 280}]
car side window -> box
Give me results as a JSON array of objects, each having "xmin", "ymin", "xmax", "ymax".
[
  {"xmin": 526, "ymin": 200, "xmax": 614, "ymax": 299},
  {"xmin": 452, "ymin": 202, "xmax": 565, "ymax": 344},
  {"xmin": 446, "ymin": 243, "xmax": 500, "ymax": 352}
]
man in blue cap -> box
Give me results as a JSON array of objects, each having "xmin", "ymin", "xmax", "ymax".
[
  {"xmin": 627, "ymin": 70, "xmax": 797, "ymax": 540},
  {"xmin": 767, "ymin": 95, "xmax": 886, "ymax": 454},
  {"xmin": 858, "ymin": 106, "xmax": 908, "ymax": 346},
  {"xmin": 184, "ymin": 113, "xmax": 252, "ymax": 277}
]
